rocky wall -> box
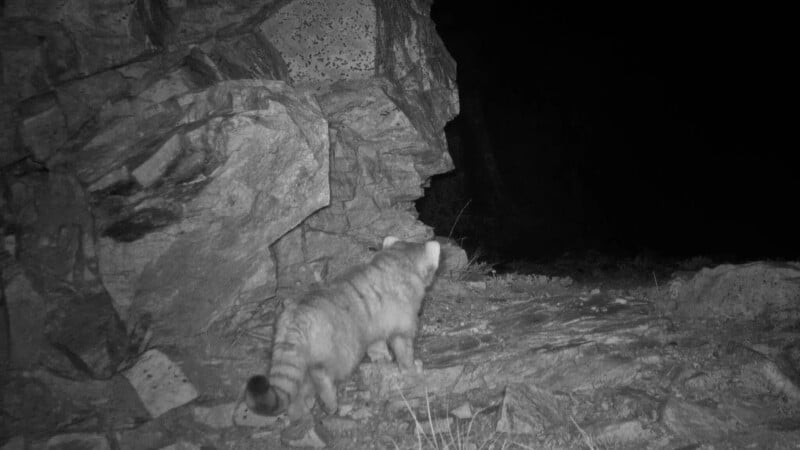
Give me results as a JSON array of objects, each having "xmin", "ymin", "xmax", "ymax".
[{"xmin": 0, "ymin": 0, "xmax": 456, "ymax": 369}]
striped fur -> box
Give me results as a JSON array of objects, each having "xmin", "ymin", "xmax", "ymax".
[{"xmin": 245, "ymin": 236, "xmax": 440, "ymax": 422}]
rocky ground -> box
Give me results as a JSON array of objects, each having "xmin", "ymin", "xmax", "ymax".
[{"xmin": 3, "ymin": 256, "xmax": 800, "ymax": 449}]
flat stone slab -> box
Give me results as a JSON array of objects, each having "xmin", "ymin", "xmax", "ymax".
[{"xmin": 122, "ymin": 349, "xmax": 198, "ymax": 418}]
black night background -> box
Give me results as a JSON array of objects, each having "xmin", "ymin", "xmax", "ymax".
[{"xmin": 418, "ymin": 3, "xmax": 795, "ymax": 263}]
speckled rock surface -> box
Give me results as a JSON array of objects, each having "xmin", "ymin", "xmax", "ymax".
[{"xmin": 261, "ymin": 0, "xmax": 377, "ymax": 87}]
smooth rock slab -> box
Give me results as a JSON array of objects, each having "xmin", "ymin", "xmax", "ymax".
[{"xmin": 122, "ymin": 349, "xmax": 198, "ymax": 418}]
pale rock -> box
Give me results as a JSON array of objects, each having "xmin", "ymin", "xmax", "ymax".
[
  {"xmin": 450, "ymin": 402, "xmax": 473, "ymax": 420},
  {"xmin": 122, "ymin": 349, "xmax": 198, "ymax": 418},
  {"xmin": 231, "ymin": 402, "xmax": 280, "ymax": 428},
  {"xmin": 260, "ymin": 0, "xmax": 376, "ymax": 88},
  {"xmin": 131, "ymin": 134, "xmax": 183, "ymax": 188}
]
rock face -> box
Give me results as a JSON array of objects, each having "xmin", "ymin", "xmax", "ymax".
[
  {"xmin": 266, "ymin": 0, "xmax": 458, "ymax": 284},
  {"xmin": 663, "ymin": 262, "xmax": 800, "ymax": 324},
  {"xmin": 3, "ymin": 173, "xmax": 128, "ymax": 378},
  {"xmin": 1, "ymin": 0, "xmax": 456, "ymax": 362},
  {"xmin": 92, "ymin": 80, "xmax": 330, "ymax": 340}
]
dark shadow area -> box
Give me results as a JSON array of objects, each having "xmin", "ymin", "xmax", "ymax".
[{"xmin": 419, "ymin": 2, "xmax": 796, "ymax": 262}]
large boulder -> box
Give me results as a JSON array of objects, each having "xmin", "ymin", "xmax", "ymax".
[
  {"xmin": 88, "ymin": 80, "xmax": 330, "ymax": 341},
  {"xmin": 663, "ymin": 262, "xmax": 800, "ymax": 324}
]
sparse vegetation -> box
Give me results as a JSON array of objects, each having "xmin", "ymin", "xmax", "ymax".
[{"xmin": 395, "ymin": 386, "xmax": 534, "ymax": 450}]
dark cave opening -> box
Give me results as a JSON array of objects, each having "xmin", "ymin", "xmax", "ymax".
[{"xmin": 419, "ymin": 2, "xmax": 796, "ymax": 263}]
